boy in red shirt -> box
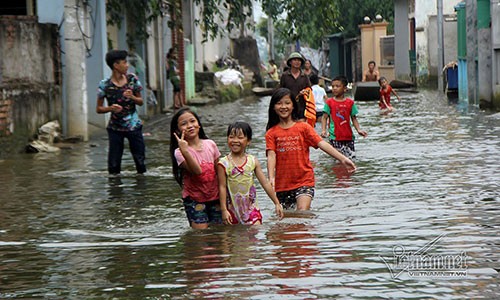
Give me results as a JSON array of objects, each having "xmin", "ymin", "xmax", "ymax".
[
  {"xmin": 321, "ymin": 75, "xmax": 368, "ymax": 160},
  {"xmin": 378, "ymin": 76, "xmax": 401, "ymax": 112}
]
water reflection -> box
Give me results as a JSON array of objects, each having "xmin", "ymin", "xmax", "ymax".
[
  {"xmin": 266, "ymin": 222, "xmax": 318, "ymax": 299},
  {"xmin": 164, "ymin": 226, "xmax": 262, "ymax": 299},
  {"xmin": 107, "ymin": 175, "xmax": 147, "ymax": 200},
  {"xmin": 108, "ymin": 176, "xmax": 125, "ymax": 199},
  {"xmin": 329, "ymin": 163, "xmax": 354, "ymax": 188}
]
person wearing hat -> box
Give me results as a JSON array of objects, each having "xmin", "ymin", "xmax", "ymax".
[{"xmin": 279, "ymin": 52, "xmax": 311, "ymax": 120}]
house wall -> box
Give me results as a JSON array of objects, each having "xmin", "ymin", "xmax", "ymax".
[
  {"xmin": 466, "ymin": 0, "xmax": 477, "ymax": 105},
  {"xmin": 84, "ymin": 0, "xmax": 109, "ymax": 132},
  {"xmin": 37, "ymin": 0, "xmax": 64, "ymax": 24},
  {"xmin": 193, "ymin": 4, "xmax": 231, "ymax": 72},
  {"xmin": 415, "ymin": 0, "xmax": 461, "ymax": 82},
  {"xmin": 359, "ymin": 22, "xmax": 389, "ymax": 70},
  {"xmin": 493, "ymin": 0, "xmax": 500, "ymax": 108},
  {"xmin": 146, "ymin": 20, "xmax": 161, "ymax": 105},
  {"xmin": 0, "ymin": 16, "xmax": 62, "ymax": 156},
  {"xmin": 427, "ymin": 15, "xmax": 458, "ymax": 77},
  {"xmin": 1, "ymin": 17, "xmax": 58, "ymax": 84},
  {"xmin": 160, "ymin": 16, "xmax": 173, "ymax": 111},
  {"xmin": 394, "ymin": 0, "xmax": 410, "ymax": 80}
]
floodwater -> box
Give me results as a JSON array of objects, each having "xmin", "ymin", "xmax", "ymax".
[{"xmin": 0, "ymin": 90, "xmax": 499, "ymax": 299}]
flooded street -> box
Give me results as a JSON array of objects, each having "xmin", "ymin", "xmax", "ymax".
[{"xmin": 1, "ymin": 89, "xmax": 499, "ymax": 299}]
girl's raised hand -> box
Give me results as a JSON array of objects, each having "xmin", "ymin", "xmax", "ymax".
[{"xmin": 173, "ymin": 130, "xmax": 189, "ymax": 151}]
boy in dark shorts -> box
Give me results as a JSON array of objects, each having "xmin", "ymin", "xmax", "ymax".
[{"xmin": 321, "ymin": 75, "xmax": 367, "ymax": 160}]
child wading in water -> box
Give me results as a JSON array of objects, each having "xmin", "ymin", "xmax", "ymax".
[
  {"xmin": 265, "ymin": 88, "xmax": 357, "ymax": 211},
  {"xmin": 378, "ymin": 76, "xmax": 401, "ymax": 112},
  {"xmin": 217, "ymin": 122, "xmax": 284, "ymax": 225},
  {"xmin": 96, "ymin": 49, "xmax": 146, "ymax": 175},
  {"xmin": 170, "ymin": 108, "xmax": 221, "ymax": 229},
  {"xmin": 321, "ymin": 75, "xmax": 368, "ymax": 160}
]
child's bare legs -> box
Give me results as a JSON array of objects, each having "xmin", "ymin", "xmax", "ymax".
[
  {"xmin": 183, "ymin": 198, "xmax": 220, "ymax": 229},
  {"xmin": 180, "ymin": 92, "xmax": 186, "ymax": 107},
  {"xmin": 174, "ymin": 91, "xmax": 181, "ymax": 108},
  {"xmin": 277, "ymin": 187, "xmax": 314, "ymax": 211},
  {"xmin": 296, "ymin": 195, "xmax": 312, "ymax": 210},
  {"xmin": 191, "ymin": 222, "xmax": 209, "ymax": 229}
]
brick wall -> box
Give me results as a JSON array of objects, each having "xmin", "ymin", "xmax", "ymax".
[
  {"xmin": 0, "ymin": 16, "xmax": 62, "ymax": 157},
  {"xmin": 171, "ymin": 2, "xmax": 185, "ymax": 103}
]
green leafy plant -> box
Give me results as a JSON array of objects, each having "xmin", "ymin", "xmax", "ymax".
[
  {"xmin": 261, "ymin": 0, "xmax": 394, "ymax": 49},
  {"xmin": 193, "ymin": 0, "xmax": 254, "ymax": 43},
  {"xmin": 106, "ymin": 0, "xmax": 182, "ymax": 49}
]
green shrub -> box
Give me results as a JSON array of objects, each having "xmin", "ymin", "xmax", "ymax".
[{"xmin": 218, "ymin": 85, "xmax": 241, "ymax": 102}]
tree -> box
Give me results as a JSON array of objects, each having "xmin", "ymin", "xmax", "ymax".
[
  {"xmin": 193, "ymin": 0, "xmax": 254, "ymax": 42},
  {"xmin": 261, "ymin": 0, "xmax": 394, "ymax": 49},
  {"xmin": 262, "ymin": 0, "xmax": 341, "ymax": 49},
  {"xmin": 106, "ymin": 0, "xmax": 182, "ymax": 49},
  {"xmin": 106, "ymin": 0, "xmax": 256, "ymax": 46},
  {"xmin": 105, "ymin": 0, "xmax": 394, "ymax": 49},
  {"xmin": 335, "ymin": 0, "xmax": 394, "ymax": 37},
  {"xmin": 256, "ymin": 16, "xmax": 268, "ymax": 39}
]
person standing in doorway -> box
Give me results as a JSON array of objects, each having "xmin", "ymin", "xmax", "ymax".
[
  {"xmin": 362, "ymin": 60, "xmax": 380, "ymax": 82},
  {"xmin": 167, "ymin": 48, "xmax": 185, "ymax": 109},
  {"xmin": 96, "ymin": 49, "xmax": 146, "ymax": 175}
]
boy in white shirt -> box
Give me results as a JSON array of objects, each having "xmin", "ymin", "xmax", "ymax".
[{"xmin": 310, "ymin": 74, "xmax": 327, "ymax": 119}]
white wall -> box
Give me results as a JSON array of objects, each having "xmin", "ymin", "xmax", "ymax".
[
  {"xmin": 427, "ymin": 15, "xmax": 458, "ymax": 76},
  {"xmin": 37, "ymin": 0, "xmax": 64, "ymax": 24},
  {"xmin": 415, "ymin": 0, "xmax": 461, "ymax": 79},
  {"xmin": 193, "ymin": 4, "xmax": 230, "ymax": 72},
  {"xmin": 192, "ymin": 1, "xmax": 256, "ymax": 72},
  {"xmin": 85, "ymin": 0, "xmax": 109, "ymax": 129},
  {"xmin": 395, "ymin": 0, "xmax": 410, "ymax": 78}
]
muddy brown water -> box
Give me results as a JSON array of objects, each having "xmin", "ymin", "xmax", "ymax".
[{"xmin": 0, "ymin": 90, "xmax": 499, "ymax": 298}]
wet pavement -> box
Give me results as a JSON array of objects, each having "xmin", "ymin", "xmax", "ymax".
[{"xmin": 0, "ymin": 89, "xmax": 499, "ymax": 299}]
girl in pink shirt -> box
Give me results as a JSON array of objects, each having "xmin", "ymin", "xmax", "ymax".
[{"xmin": 170, "ymin": 108, "xmax": 221, "ymax": 229}]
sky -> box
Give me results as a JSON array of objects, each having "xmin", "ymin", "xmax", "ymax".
[{"xmin": 252, "ymin": 0, "xmax": 266, "ymax": 22}]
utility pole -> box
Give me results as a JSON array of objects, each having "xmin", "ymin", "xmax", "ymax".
[
  {"xmin": 64, "ymin": 0, "xmax": 88, "ymax": 141},
  {"xmin": 437, "ymin": 0, "xmax": 444, "ymax": 93}
]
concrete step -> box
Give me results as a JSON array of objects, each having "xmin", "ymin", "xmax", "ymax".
[{"xmin": 239, "ymin": 66, "xmax": 254, "ymax": 81}]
